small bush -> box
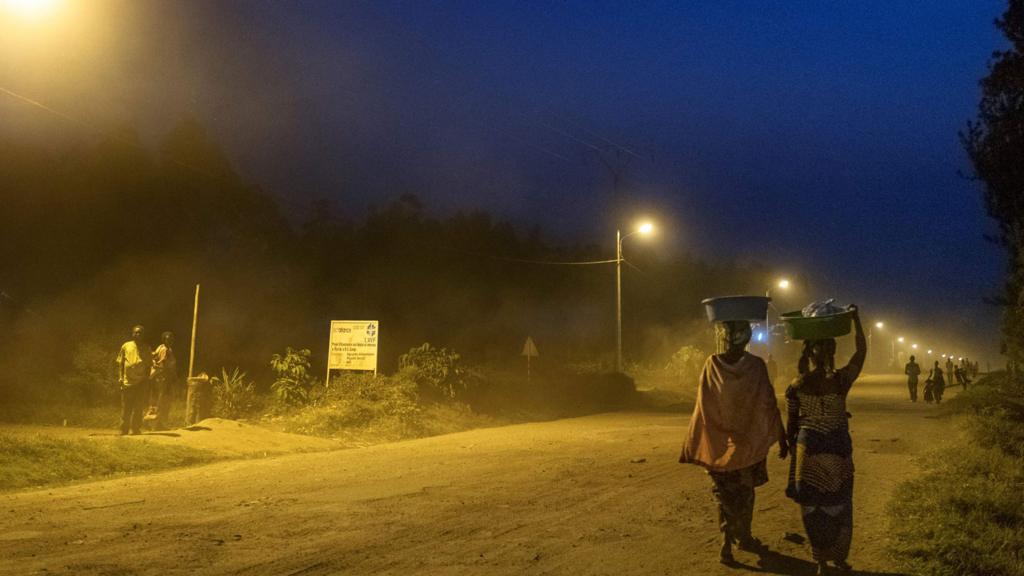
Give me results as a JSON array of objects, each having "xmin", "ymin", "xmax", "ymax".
[
  {"xmin": 270, "ymin": 348, "xmax": 319, "ymax": 407},
  {"xmin": 59, "ymin": 339, "xmax": 119, "ymax": 405},
  {"xmin": 399, "ymin": 343, "xmax": 466, "ymax": 399},
  {"xmin": 665, "ymin": 345, "xmax": 706, "ymax": 383},
  {"xmin": 212, "ymin": 367, "xmax": 261, "ymax": 419},
  {"xmin": 276, "ymin": 372, "xmax": 422, "ymax": 438}
]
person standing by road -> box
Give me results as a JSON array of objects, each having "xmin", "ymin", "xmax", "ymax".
[
  {"xmin": 930, "ymin": 361, "xmax": 946, "ymax": 404},
  {"xmin": 149, "ymin": 331, "xmax": 178, "ymax": 430},
  {"xmin": 767, "ymin": 353, "xmax": 779, "ymax": 384},
  {"xmin": 945, "ymin": 357, "xmax": 954, "ymax": 390},
  {"xmin": 114, "ymin": 325, "xmax": 153, "ymax": 435},
  {"xmin": 785, "ymin": 305, "xmax": 866, "ymax": 575},
  {"xmin": 904, "ymin": 355, "xmax": 921, "ymax": 402},
  {"xmin": 680, "ymin": 320, "xmax": 788, "ymax": 565}
]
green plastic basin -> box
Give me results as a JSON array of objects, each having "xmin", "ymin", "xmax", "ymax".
[{"xmin": 780, "ymin": 310, "xmax": 853, "ymax": 340}]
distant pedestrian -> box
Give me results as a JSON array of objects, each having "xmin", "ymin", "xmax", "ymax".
[
  {"xmin": 149, "ymin": 331, "xmax": 178, "ymax": 430},
  {"xmin": 945, "ymin": 357, "xmax": 954, "ymax": 388},
  {"xmin": 680, "ymin": 320, "xmax": 788, "ymax": 565},
  {"xmin": 785, "ymin": 305, "xmax": 865, "ymax": 575},
  {"xmin": 114, "ymin": 325, "xmax": 153, "ymax": 435},
  {"xmin": 904, "ymin": 356, "xmax": 921, "ymax": 402},
  {"xmin": 929, "ymin": 361, "xmax": 945, "ymax": 404}
]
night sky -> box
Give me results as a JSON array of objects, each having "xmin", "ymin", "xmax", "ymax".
[{"xmin": 0, "ymin": 0, "xmax": 1009, "ymax": 361}]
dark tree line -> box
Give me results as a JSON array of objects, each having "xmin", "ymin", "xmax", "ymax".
[
  {"xmin": 964, "ymin": 0, "xmax": 1024, "ymax": 362},
  {"xmin": 0, "ymin": 117, "xmax": 771, "ymax": 406}
]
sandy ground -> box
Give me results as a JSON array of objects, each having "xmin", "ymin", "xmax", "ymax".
[{"xmin": 0, "ymin": 374, "xmax": 961, "ymax": 576}]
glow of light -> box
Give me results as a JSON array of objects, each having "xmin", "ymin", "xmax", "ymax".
[
  {"xmin": 777, "ymin": 279, "xmax": 790, "ymax": 290},
  {"xmin": 755, "ymin": 331, "xmax": 765, "ymax": 342},
  {"xmin": 875, "ymin": 321, "xmax": 884, "ymax": 329},
  {"xmin": 928, "ymin": 350, "xmax": 933, "ymax": 354},
  {"xmin": 1, "ymin": 0, "xmax": 61, "ymax": 20},
  {"xmin": 897, "ymin": 337, "xmax": 905, "ymax": 343},
  {"xmin": 942, "ymin": 354, "xmax": 946, "ymax": 358},
  {"xmin": 637, "ymin": 222, "xmax": 654, "ymax": 236},
  {"xmin": 912, "ymin": 344, "xmax": 918, "ymax": 349}
]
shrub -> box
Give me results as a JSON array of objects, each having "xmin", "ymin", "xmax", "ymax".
[
  {"xmin": 59, "ymin": 339, "xmax": 120, "ymax": 405},
  {"xmin": 270, "ymin": 348, "xmax": 319, "ymax": 407},
  {"xmin": 277, "ymin": 372, "xmax": 422, "ymax": 438},
  {"xmin": 212, "ymin": 367, "xmax": 260, "ymax": 419},
  {"xmin": 399, "ymin": 343, "xmax": 465, "ymax": 399},
  {"xmin": 665, "ymin": 345, "xmax": 706, "ymax": 384}
]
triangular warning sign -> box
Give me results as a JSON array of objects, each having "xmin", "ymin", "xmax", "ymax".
[{"xmin": 521, "ymin": 336, "xmax": 539, "ymax": 357}]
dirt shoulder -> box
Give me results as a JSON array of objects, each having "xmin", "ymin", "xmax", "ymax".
[{"xmin": 0, "ymin": 375, "xmax": 958, "ymax": 576}]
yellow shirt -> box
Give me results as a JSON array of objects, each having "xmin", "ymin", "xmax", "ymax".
[{"xmin": 117, "ymin": 341, "xmax": 152, "ymax": 387}]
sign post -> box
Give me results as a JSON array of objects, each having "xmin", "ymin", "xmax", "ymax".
[
  {"xmin": 521, "ymin": 336, "xmax": 539, "ymax": 383},
  {"xmin": 326, "ymin": 320, "xmax": 379, "ymax": 386}
]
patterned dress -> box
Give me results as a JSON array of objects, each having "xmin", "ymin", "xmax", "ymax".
[{"xmin": 785, "ymin": 360, "xmax": 862, "ymax": 563}]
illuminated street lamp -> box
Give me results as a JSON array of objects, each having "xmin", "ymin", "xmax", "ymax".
[
  {"xmin": 868, "ymin": 321, "xmax": 885, "ymax": 371},
  {"xmin": 911, "ymin": 343, "xmax": 918, "ymax": 350},
  {"xmin": 1, "ymin": 0, "xmax": 62, "ymax": 21},
  {"xmin": 616, "ymin": 221, "xmax": 654, "ymax": 372}
]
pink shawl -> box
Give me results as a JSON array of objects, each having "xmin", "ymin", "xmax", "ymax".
[{"xmin": 679, "ymin": 353, "xmax": 782, "ymax": 472}]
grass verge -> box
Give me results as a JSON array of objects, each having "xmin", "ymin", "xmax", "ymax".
[
  {"xmin": 888, "ymin": 372, "xmax": 1024, "ymax": 575},
  {"xmin": 0, "ymin": 433, "xmax": 221, "ymax": 492}
]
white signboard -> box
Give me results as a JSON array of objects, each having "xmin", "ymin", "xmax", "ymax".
[{"xmin": 328, "ymin": 320, "xmax": 379, "ymax": 373}]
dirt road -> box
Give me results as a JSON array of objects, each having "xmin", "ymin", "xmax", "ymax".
[{"xmin": 1, "ymin": 375, "xmax": 958, "ymax": 575}]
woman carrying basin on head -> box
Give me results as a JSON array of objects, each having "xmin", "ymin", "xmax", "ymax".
[
  {"xmin": 680, "ymin": 305, "xmax": 789, "ymax": 565},
  {"xmin": 784, "ymin": 304, "xmax": 866, "ymax": 575}
]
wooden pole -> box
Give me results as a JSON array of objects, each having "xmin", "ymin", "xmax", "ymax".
[
  {"xmin": 325, "ymin": 322, "xmax": 332, "ymax": 389},
  {"xmin": 188, "ymin": 284, "xmax": 200, "ymax": 379}
]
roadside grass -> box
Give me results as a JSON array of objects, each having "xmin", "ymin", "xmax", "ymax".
[
  {"xmin": 888, "ymin": 372, "xmax": 1024, "ymax": 576},
  {"xmin": 0, "ymin": 433, "xmax": 221, "ymax": 492},
  {"xmin": 0, "ymin": 401, "xmax": 187, "ymax": 431}
]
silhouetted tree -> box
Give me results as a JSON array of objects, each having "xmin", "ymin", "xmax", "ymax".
[{"xmin": 963, "ymin": 0, "xmax": 1024, "ymax": 361}]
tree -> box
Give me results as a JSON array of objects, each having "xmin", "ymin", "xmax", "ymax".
[{"xmin": 963, "ymin": 0, "xmax": 1024, "ymax": 361}]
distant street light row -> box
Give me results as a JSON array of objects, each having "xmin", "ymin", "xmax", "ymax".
[{"xmin": 616, "ymin": 221, "xmax": 970, "ymax": 372}]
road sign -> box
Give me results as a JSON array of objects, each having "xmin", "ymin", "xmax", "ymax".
[
  {"xmin": 522, "ymin": 336, "xmax": 538, "ymax": 383},
  {"xmin": 328, "ymin": 321, "xmax": 379, "ymax": 375},
  {"xmin": 522, "ymin": 336, "xmax": 539, "ymax": 357}
]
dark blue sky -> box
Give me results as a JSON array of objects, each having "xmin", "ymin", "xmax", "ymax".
[{"xmin": 0, "ymin": 0, "xmax": 1009, "ymax": 361}]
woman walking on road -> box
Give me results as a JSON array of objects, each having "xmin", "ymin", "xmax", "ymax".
[
  {"xmin": 929, "ymin": 361, "xmax": 946, "ymax": 404},
  {"xmin": 785, "ymin": 305, "xmax": 866, "ymax": 575},
  {"xmin": 680, "ymin": 320, "xmax": 789, "ymax": 565}
]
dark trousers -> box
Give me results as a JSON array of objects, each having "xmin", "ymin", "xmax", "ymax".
[
  {"xmin": 120, "ymin": 383, "xmax": 148, "ymax": 434},
  {"xmin": 708, "ymin": 461, "xmax": 767, "ymax": 543},
  {"xmin": 907, "ymin": 379, "xmax": 918, "ymax": 402}
]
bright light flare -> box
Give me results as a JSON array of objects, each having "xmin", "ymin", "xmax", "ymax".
[
  {"xmin": 874, "ymin": 321, "xmax": 884, "ymax": 329},
  {"xmin": 927, "ymin": 349, "xmax": 933, "ymax": 354},
  {"xmin": 637, "ymin": 222, "xmax": 654, "ymax": 236},
  {"xmin": 2, "ymin": 0, "xmax": 61, "ymax": 20},
  {"xmin": 777, "ymin": 278, "xmax": 791, "ymax": 290},
  {"xmin": 911, "ymin": 344, "xmax": 918, "ymax": 350},
  {"xmin": 897, "ymin": 336, "xmax": 905, "ymax": 343}
]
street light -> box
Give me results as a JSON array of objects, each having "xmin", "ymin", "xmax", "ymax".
[
  {"xmin": 616, "ymin": 221, "xmax": 654, "ymax": 372},
  {"xmin": 1, "ymin": 0, "xmax": 61, "ymax": 20},
  {"xmin": 868, "ymin": 321, "xmax": 884, "ymax": 371},
  {"xmin": 912, "ymin": 344, "xmax": 918, "ymax": 350},
  {"xmin": 764, "ymin": 277, "xmax": 791, "ymax": 356}
]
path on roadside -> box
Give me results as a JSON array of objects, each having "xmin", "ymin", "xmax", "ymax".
[{"xmin": 0, "ymin": 374, "xmax": 961, "ymax": 576}]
